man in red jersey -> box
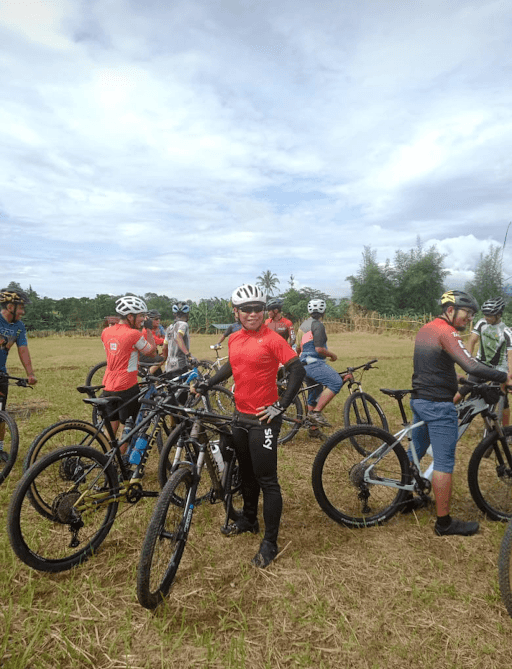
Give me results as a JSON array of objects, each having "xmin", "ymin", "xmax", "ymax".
[
  {"xmin": 101, "ymin": 295, "xmax": 156, "ymax": 446},
  {"xmin": 196, "ymin": 283, "xmax": 305, "ymax": 568},
  {"xmin": 265, "ymin": 298, "xmax": 296, "ymax": 349},
  {"xmin": 411, "ymin": 290, "xmax": 512, "ymax": 536}
]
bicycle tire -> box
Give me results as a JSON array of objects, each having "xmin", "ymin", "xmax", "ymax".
[
  {"xmin": 311, "ymin": 424, "xmax": 410, "ymax": 528},
  {"xmin": 278, "ymin": 396, "xmax": 303, "ymax": 445},
  {"xmin": 85, "ymin": 361, "xmax": 107, "ymax": 387},
  {"xmin": 137, "ymin": 467, "xmax": 194, "ymax": 609},
  {"xmin": 23, "ymin": 419, "xmax": 110, "ymax": 473},
  {"xmin": 467, "ymin": 426, "xmax": 512, "ymax": 521},
  {"xmin": 197, "ymin": 359, "xmax": 215, "ymax": 378},
  {"xmin": 208, "ymin": 385, "xmax": 235, "ymax": 416},
  {"xmin": 498, "ymin": 519, "xmax": 512, "ymax": 618},
  {"xmin": 343, "ymin": 392, "xmax": 389, "ymax": 431},
  {"xmin": 8, "ymin": 445, "xmax": 119, "ymax": 572},
  {"xmin": 0, "ymin": 411, "xmax": 19, "ymax": 486}
]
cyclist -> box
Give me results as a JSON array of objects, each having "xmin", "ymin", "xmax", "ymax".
[
  {"xmin": 410, "ymin": 290, "xmax": 512, "ymax": 536},
  {"xmin": 462, "ymin": 297, "xmax": 512, "ymax": 425},
  {"xmin": 196, "ymin": 283, "xmax": 305, "ymax": 568},
  {"xmin": 144, "ymin": 309, "xmax": 166, "ymax": 347},
  {"xmin": 265, "ymin": 298, "xmax": 296, "ymax": 349},
  {"xmin": 0, "ymin": 289, "xmax": 37, "ymax": 462},
  {"xmin": 296, "ymin": 299, "xmax": 349, "ymax": 436},
  {"xmin": 161, "ymin": 302, "xmax": 197, "ymax": 374},
  {"xmin": 101, "ymin": 295, "xmax": 156, "ymax": 445},
  {"xmin": 216, "ymin": 311, "xmax": 242, "ymax": 345}
]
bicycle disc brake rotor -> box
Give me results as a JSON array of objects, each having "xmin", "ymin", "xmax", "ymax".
[{"xmin": 59, "ymin": 457, "xmax": 85, "ymax": 482}]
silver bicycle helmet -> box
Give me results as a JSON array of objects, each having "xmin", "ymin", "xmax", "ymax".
[
  {"xmin": 307, "ymin": 299, "xmax": 326, "ymax": 315},
  {"xmin": 172, "ymin": 301, "xmax": 190, "ymax": 314},
  {"xmin": 266, "ymin": 297, "xmax": 283, "ymax": 311},
  {"xmin": 232, "ymin": 284, "xmax": 266, "ymax": 307},
  {"xmin": 481, "ymin": 297, "xmax": 506, "ymax": 316},
  {"xmin": 115, "ymin": 295, "xmax": 148, "ymax": 316},
  {"xmin": 439, "ymin": 290, "xmax": 479, "ymax": 313}
]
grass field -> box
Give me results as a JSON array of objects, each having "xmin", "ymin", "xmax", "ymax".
[{"xmin": 1, "ymin": 332, "xmax": 512, "ymax": 668}]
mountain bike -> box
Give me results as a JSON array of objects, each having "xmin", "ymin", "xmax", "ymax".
[
  {"xmin": 136, "ymin": 407, "xmax": 258, "ymax": 610},
  {"xmin": 7, "ymin": 375, "xmax": 227, "ymax": 573},
  {"xmin": 311, "ymin": 381, "xmax": 512, "ymax": 528},
  {"xmin": 278, "ymin": 359, "xmax": 388, "ymax": 444},
  {"xmin": 0, "ymin": 372, "xmax": 31, "ymax": 485}
]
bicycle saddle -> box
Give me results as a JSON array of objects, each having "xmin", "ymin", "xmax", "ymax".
[{"xmin": 380, "ymin": 388, "xmax": 413, "ymax": 401}]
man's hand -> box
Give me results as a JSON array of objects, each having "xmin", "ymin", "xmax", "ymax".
[
  {"xmin": 342, "ymin": 372, "xmax": 354, "ymax": 384},
  {"xmin": 193, "ymin": 381, "xmax": 210, "ymax": 396},
  {"xmin": 256, "ymin": 401, "xmax": 285, "ymax": 423}
]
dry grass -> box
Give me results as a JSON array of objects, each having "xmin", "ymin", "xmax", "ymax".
[{"xmin": 1, "ymin": 333, "xmax": 511, "ymax": 668}]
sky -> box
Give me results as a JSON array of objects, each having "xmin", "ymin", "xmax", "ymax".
[{"xmin": 1, "ymin": 0, "xmax": 512, "ymax": 302}]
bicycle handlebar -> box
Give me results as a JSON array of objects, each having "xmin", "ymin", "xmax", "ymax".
[
  {"xmin": 0, "ymin": 372, "xmax": 32, "ymax": 388},
  {"xmin": 339, "ymin": 359, "xmax": 379, "ymax": 376}
]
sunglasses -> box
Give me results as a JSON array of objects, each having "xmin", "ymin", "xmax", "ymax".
[{"xmin": 238, "ymin": 305, "xmax": 264, "ymax": 313}]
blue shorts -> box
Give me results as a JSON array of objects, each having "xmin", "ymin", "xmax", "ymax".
[
  {"xmin": 409, "ymin": 398, "xmax": 458, "ymax": 474},
  {"xmin": 302, "ymin": 360, "xmax": 343, "ymax": 407}
]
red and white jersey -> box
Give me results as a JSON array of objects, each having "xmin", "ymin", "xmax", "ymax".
[
  {"xmin": 228, "ymin": 324, "xmax": 297, "ymax": 414},
  {"xmin": 101, "ymin": 323, "xmax": 153, "ymax": 391},
  {"xmin": 265, "ymin": 316, "xmax": 295, "ymax": 344}
]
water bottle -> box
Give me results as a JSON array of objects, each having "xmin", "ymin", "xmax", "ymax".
[
  {"xmin": 129, "ymin": 431, "xmax": 149, "ymax": 466},
  {"xmin": 210, "ymin": 441, "xmax": 224, "ymax": 474}
]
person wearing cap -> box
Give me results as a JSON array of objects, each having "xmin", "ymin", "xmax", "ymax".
[
  {"xmin": 265, "ymin": 298, "xmax": 296, "ymax": 349},
  {"xmin": 0, "ymin": 288, "xmax": 37, "ymax": 462},
  {"xmin": 101, "ymin": 295, "xmax": 156, "ymax": 442},
  {"xmin": 161, "ymin": 302, "xmax": 196, "ymax": 374},
  {"xmin": 410, "ymin": 290, "xmax": 512, "ymax": 536},
  {"xmin": 196, "ymin": 283, "xmax": 305, "ymax": 569}
]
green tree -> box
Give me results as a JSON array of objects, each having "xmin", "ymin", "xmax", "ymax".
[
  {"xmin": 256, "ymin": 270, "xmax": 280, "ymax": 296},
  {"xmin": 392, "ymin": 243, "xmax": 448, "ymax": 314},
  {"xmin": 347, "ymin": 247, "xmax": 395, "ymax": 313},
  {"xmin": 465, "ymin": 245, "xmax": 503, "ymax": 307}
]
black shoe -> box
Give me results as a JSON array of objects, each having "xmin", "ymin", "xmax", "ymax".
[
  {"xmin": 308, "ymin": 427, "xmax": 326, "ymax": 440},
  {"xmin": 400, "ymin": 493, "xmax": 431, "ymax": 514},
  {"xmin": 221, "ymin": 517, "xmax": 259, "ymax": 537},
  {"xmin": 251, "ymin": 540, "xmax": 279, "ymax": 568},
  {"xmin": 434, "ymin": 518, "xmax": 479, "ymax": 536}
]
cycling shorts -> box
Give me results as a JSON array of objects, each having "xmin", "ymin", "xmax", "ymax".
[{"xmin": 409, "ymin": 399, "xmax": 458, "ymax": 474}]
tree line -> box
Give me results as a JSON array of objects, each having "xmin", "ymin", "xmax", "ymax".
[
  {"xmin": 4, "ymin": 240, "xmax": 506, "ymax": 334},
  {"xmin": 348, "ymin": 241, "xmax": 508, "ymax": 317}
]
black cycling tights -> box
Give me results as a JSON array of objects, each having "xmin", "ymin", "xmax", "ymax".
[{"xmin": 231, "ymin": 416, "xmax": 283, "ymax": 545}]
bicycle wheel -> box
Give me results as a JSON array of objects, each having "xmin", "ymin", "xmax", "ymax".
[
  {"xmin": 467, "ymin": 426, "xmax": 512, "ymax": 521},
  {"xmin": 498, "ymin": 520, "xmax": 512, "ymax": 618},
  {"xmin": 344, "ymin": 392, "xmax": 389, "ymax": 431},
  {"xmin": 208, "ymin": 385, "xmax": 235, "ymax": 416},
  {"xmin": 311, "ymin": 425, "xmax": 410, "ymax": 528},
  {"xmin": 0, "ymin": 411, "xmax": 19, "ymax": 486},
  {"xmin": 278, "ymin": 396, "xmax": 303, "ymax": 445},
  {"xmin": 197, "ymin": 359, "xmax": 215, "ymax": 379},
  {"xmin": 85, "ymin": 361, "xmax": 107, "ymax": 387},
  {"xmin": 137, "ymin": 467, "xmax": 194, "ymax": 609},
  {"xmin": 8, "ymin": 445, "xmax": 119, "ymax": 572},
  {"xmin": 23, "ymin": 420, "xmax": 110, "ymax": 474}
]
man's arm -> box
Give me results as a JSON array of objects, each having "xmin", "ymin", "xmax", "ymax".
[
  {"xmin": 465, "ymin": 332, "xmax": 480, "ymax": 357},
  {"xmin": 17, "ymin": 345, "xmax": 37, "ymax": 385}
]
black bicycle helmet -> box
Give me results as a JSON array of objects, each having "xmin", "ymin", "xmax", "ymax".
[
  {"xmin": 481, "ymin": 297, "xmax": 506, "ymax": 316},
  {"xmin": 439, "ymin": 290, "xmax": 479, "ymax": 313},
  {"xmin": 0, "ymin": 289, "xmax": 31, "ymax": 306},
  {"xmin": 147, "ymin": 309, "xmax": 161, "ymax": 319},
  {"xmin": 266, "ymin": 297, "xmax": 283, "ymax": 311}
]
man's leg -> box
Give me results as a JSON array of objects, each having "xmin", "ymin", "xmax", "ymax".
[{"xmin": 431, "ymin": 470, "xmax": 452, "ymax": 516}]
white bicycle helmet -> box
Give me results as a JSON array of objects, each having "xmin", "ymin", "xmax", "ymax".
[
  {"xmin": 172, "ymin": 301, "xmax": 190, "ymax": 314},
  {"xmin": 481, "ymin": 297, "xmax": 506, "ymax": 316},
  {"xmin": 231, "ymin": 284, "xmax": 266, "ymax": 307},
  {"xmin": 115, "ymin": 295, "xmax": 148, "ymax": 316},
  {"xmin": 307, "ymin": 299, "xmax": 326, "ymax": 315}
]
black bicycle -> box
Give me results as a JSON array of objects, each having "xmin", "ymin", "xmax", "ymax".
[
  {"xmin": 7, "ymin": 373, "xmax": 228, "ymax": 573},
  {"xmin": 0, "ymin": 372, "xmax": 31, "ymax": 485},
  {"xmin": 278, "ymin": 359, "xmax": 388, "ymax": 444},
  {"xmin": 136, "ymin": 407, "xmax": 256, "ymax": 610}
]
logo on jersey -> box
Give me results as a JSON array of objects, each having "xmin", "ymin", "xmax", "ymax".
[{"xmin": 263, "ymin": 428, "xmax": 273, "ymax": 450}]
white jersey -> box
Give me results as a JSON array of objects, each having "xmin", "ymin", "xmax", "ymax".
[{"xmin": 471, "ymin": 319, "xmax": 512, "ymax": 373}]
